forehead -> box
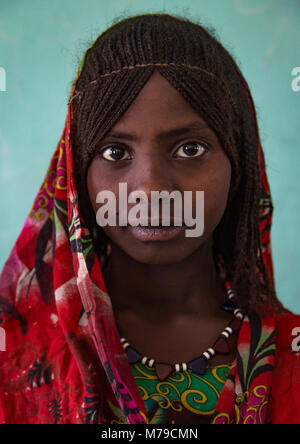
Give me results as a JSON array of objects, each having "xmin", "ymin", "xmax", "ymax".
[{"xmin": 107, "ymin": 69, "xmax": 207, "ymax": 134}]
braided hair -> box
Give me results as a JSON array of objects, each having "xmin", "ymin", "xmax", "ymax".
[{"xmin": 70, "ymin": 13, "xmax": 285, "ymax": 316}]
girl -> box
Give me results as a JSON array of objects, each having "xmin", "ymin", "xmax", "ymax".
[{"xmin": 0, "ymin": 13, "xmax": 299, "ymax": 424}]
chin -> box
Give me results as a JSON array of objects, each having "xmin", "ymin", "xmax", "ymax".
[
  {"xmin": 115, "ymin": 238, "xmax": 205, "ymax": 266},
  {"xmin": 126, "ymin": 249, "xmax": 191, "ymax": 265},
  {"xmin": 102, "ymin": 226, "xmax": 210, "ymax": 266}
]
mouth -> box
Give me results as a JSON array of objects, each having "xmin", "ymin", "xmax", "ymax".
[
  {"xmin": 125, "ymin": 216, "xmax": 185, "ymax": 226},
  {"xmin": 127, "ymin": 224, "xmax": 186, "ymax": 242}
]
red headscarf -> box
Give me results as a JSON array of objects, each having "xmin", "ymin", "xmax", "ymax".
[{"xmin": 0, "ymin": 45, "xmax": 299, "ymax": 425}]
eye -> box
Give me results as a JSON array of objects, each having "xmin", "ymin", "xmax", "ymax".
[
  {"xmin": 101, "ymin": 146, "xmax": 131, "ymax": 162},
  {"xmin": 174, "ymin": 141, "xmax": 209, "ymax": 158}
]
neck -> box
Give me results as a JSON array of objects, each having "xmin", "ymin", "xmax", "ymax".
[{"xmin": 102, "ymin": 237, "xmax": 228, "ymax": 323}]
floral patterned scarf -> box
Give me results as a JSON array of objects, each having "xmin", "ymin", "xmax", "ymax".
[{"xmin": 0, "ymin": 45, "xmax": 299, "ymax": 425}]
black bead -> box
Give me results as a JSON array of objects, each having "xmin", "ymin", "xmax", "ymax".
[
  {"xmin": 187, "ymin": 356, "xmax": 207, "ymax": 375},
  {"xmin": 221, "ymin": 299, "xmax": 238, "ymax": 312},
  {"xmin": 125, "ymin": 346, "xmax": 142, "ymax": 364}
]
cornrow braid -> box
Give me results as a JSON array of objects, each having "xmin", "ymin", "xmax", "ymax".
[
  {"xmin": 70, "ymin": 12, "xmax": 285, "ymax": 316},
  {"xmin": 68, "ymin": 62, "xmax": 235, "ymax": 106}
]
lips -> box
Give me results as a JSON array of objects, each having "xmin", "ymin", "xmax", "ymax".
[
  {"xmin": 128, "ymin": 224, "xmax": 185, "ymax": 242},
  {"xmin": 126, "ymin": 216, "xmax": 185, "ymax": 227}
]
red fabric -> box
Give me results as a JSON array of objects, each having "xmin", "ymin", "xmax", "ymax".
[{"xmin": 0, "ymin": 46, "xmax": 299, "ymax": 424}]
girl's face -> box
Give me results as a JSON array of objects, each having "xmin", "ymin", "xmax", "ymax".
[{"xmin": 86, "ymin": 69, "xmax": 231, "ymax": 265}]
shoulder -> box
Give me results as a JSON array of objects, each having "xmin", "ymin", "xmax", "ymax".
[{"xmin": 268, "ymin": 308, "xmax": 300, "ymax": 424}]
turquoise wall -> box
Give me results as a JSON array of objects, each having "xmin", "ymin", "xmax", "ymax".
[{"xmin": 0, "ymin": 0, "xmax": 299, "ymax": 312}]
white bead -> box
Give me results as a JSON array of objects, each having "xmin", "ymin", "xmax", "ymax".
[
  {"xmin": 208, "ymin": 348, "xmax": 215, "ymax": 356},
  {"xmin": 182, "ymin": 363, "xmax": 187, "ymax": 371},
  {"xmin": 175, "ymin": 364, "xmax": 180, "ymax": 372},
  {"xmin": 225, "ymin": 327, "xmax": 233, "ymax": 335},
  {"xmin": 228, "ymin": 290, "xmax": 234, "ymax": 298},
  {"xmin": 142, "ymin": 357, "xmax": 148, "ymax": 365},
  {"xmin": 123, "ymin": 342, "xmax": 130, "ymax": 349},
  {"xmin": 222, "ymin": 331, "xmax": 230, "ymax": 339},
  {"xmin": 203, "ymin": 351, "xmax": 210, "ymax": 360},
  {"xmin": 149, "ymin": 359, "xmax": 155, "ymax": 367},
  {"xmin": 234, "ymin": 309, "xmax": 243, "ymax": 319}
]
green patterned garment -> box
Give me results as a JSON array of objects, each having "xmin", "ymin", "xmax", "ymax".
[{"xmin": 129, "ymin": 362, "xmax": 232, "ymax": 424}]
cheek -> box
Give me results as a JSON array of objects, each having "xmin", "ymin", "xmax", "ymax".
[
  {"xmin": 86, "ymin": 161, "xmax": 122, "ymax": 242},
  {"xmin": 86, "ymin": 160, "xmax": 115, "ymax": 213},
  {"xmin": 86, "ymin": 162, "xmax": 98, "ymax": 212},
  {"xmin": 203, "ymin": 157, "xmax": 231, "ymax": 231}
]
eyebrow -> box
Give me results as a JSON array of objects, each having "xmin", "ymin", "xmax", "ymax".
[{"xmin": 104, "ymin": 121, "xmax": 210, "ymax": 142}]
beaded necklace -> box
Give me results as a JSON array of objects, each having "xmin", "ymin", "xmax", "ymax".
[{"xmin": 117, "ymin": 280, "xmax": 244, "ymax": 381}]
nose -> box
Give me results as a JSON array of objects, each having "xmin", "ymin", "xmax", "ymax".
[
  {"xmin": 126, "ymin": 155, "xmax": 183, "ymax": 225},
  {"xmin": 129, "ymin": 155, "xmax": 175, "ymax": 200}
]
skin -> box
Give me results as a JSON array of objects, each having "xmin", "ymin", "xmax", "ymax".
[{"xmin": 86, "ymin": 69, "xmax": 237, "ymax": 369}]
